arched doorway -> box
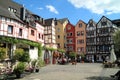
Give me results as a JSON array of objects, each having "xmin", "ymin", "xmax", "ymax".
[{"xmin": 44, "ymin": 50, "xmax": 50, "ymax": 64}]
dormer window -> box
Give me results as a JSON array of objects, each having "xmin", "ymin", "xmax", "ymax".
[
  {"xmin": 8, "ymin": 7, "xmax": 17, "ymax": 13},
  {"xmin": 89, "ymin": 20, "xmax": 93, "ymax": 27},
  {"xmin": 68, "ymin": 26, "xmax": 71, "ymax": 30},
  {"xmin": 79, "ymin": 23, "xmax": 82, "ymax": 27},
  {"xmin": 101, "ymin": 18, "xmax": 107, "ymax": 26},
  {"xmin": 89, "ymin": 23, "xmax": 93, "ymax": 27},
  {"xmin": 101, "ymin": 21, "xmax": 107, "ymax": 26}
]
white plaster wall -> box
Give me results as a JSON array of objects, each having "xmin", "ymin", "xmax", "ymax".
[{"xmin": 29, "ymin": 47, "xmax": 38, "ymax": 60}]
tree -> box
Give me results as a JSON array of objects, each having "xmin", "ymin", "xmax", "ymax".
[
  {"xmin": 69, "ymin": 52, "xmax": 76, "ymax": 59},
  {"xmin": 13, "ymin": 49, "xmax": 30, "ymax": 62},
  {"xmin": 113, "ymin": 30, "xmax": 120, "ymax": 51}
]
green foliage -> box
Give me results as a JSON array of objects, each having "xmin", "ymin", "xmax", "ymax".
[
  {"xmin": 37, "ymin": 57, "xmax": 45, "ymax": 67},
  {"xmin": 0, "ymin": 47, "xmax": 7, "ymax": 60},
  {"xmin": 80, "ymin": 53, "xmax": 85, "ymax": 58},
  {"xmin": 47, "ymin": 47, "xmax": 56, "ymax": 52},
  {"xmin": 0, "ymin": 36, "xmax": 42, "ymax": 57},
  {"xmin": 13, "ymin": 62, "xmax": 26, "ymax": 74},
  {"xmin": 57, "ymin": 49, "xmax": 65, "ymax": 53},
  {"xmin": 31, "ymin": 59, "xmax": 37, "ymax": 67},
  {"xmin": 69, "ymin": 52, "xmax": 76, "ymax": 58},
  {"xmin": 20, "ymin": 51, "xmax": 30, "ymax": 62},
  {"xmin": 13, "ymin": 49, "xmax": 30, "ymax": 62},
  {"xmin": 13, "ymin": 49, "xmax": 24, "ymax": 61},
  {"xmin": 113, "ymin": 30, "xmax": 120, "ymax": 51},
  {"xmin": 38, "ymin": 44, "xmax": 42, "ymax": 57}
]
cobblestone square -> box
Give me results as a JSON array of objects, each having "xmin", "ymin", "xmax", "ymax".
[{"xmin": 16, "ymin": 63, "xmax": 119, "ymax": 80}]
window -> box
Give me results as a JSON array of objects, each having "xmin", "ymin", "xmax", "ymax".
[
  {"xmin": 77, "ymin": 47, "xmax": 81, "ymax": 52},
  {"xmin": 11, "ymin": 8, "xmax": 14, "ymax": 12},
  {"xmin": 30, "ymin": 46, "xmax": 34, "ymax": 49},
  {"xmin": 67, "ymin": 40, "xmax": 69, "ymax": 43},
  {"xmin": 31, "ymin": 30, "xmax": 34, "ymax": 36},
  {"xmin": 99, "ymin": 46, "xmax": 103, "ymax": 51},
  {"xmin": 89, "ymin": 23, "xmax": 93, "ymax": 27},
  {"xmin": 101, "ymin": 21, "xmax": 107, "ymax": 26},
  {"xmin": 77, "ymin": 40, "xmax": 80, "ymax": 44},
  {"xmin": 81, "ymin": 47, "xmax": 84, "ymax": 52},
  {"xmin": 19, "ymin": 28, "xmax": 22, "ymax": 36},
  {"xmin": 77, "ymin": 40, "xmax": 84, "ymax": 44},
  {"xmin": 64, "ymin": 43, "xmax": 66, "ymax": 48},
  {"xmin": 79, "ymin": 23, "xmax": 82, "ymax": 27},
  {"xmin": 69, "ymin": 46, "xmax": 73, "ymax": 50},
  {"xmin": 58, "ymin": 28, "xmax": 60, "ymax": 32},
  {"xmin": 39, "ymin": 33, "xmax": 41, "ymax": 39},
  {"xmin": 64, "ymin": 36, "xmax": 66, "ymax": 40},
  {"xmin": 77, "ymin": 31, "xmax": 80, "ymax": 36},
  {"xmin": 58, "ymin": 35, "xmax": 60, "ymax": 39},
  {"xmin": 70, "ymin": 39, "xmax": 73, "ymax": 43},
  {"xmin": 14, "ymin": 9, "xmax": 17, "ymax": 13},
  {"xmin": 8, "ymin": 25, "xmax": 13, "ymax": 34},
  {"xmin": 89, "ymin": 20, "xmax": 93, "ymax": 27},
  {"xmin": 81, "ymin": 31, "xmax": 84, "ymax": 36},
  {"xmin": 42, "ymin": 35, "xmax": 44, "ymax": 40},
  {"xmin": 67, "ymin": 33, "xmax": 69, "ymax": 36},
  {"xmin": 70, "ymin": 33, "xmax": 72, "ymax": 36},
  {"xmin": 67, "ymin": 39, "xmax": 72, "ymax": 43},
  {"xmin": 68, "ymin": 26, "xmax": 71, "ymax": 30},
  {"xmin": 104, "ymin": 46, "xmax": 109, "ymax": 51},
  {"xmin": 57, "ymin": 43, "xmax": 60, "ymax": 48}
]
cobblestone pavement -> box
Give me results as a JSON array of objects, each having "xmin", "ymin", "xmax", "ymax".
[{"xmin": 15, "ymin": 63, "xmax": 119, "ymax": 80}]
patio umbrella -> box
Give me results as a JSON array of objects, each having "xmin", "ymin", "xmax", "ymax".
[{"xmin": 110, "ymin": 48, "xmax": 117, "ymax": 63}]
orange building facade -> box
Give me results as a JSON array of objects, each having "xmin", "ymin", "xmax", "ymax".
[{"xmin": 75, "ymin": 20, "xmax": 86, "ymax": 55}]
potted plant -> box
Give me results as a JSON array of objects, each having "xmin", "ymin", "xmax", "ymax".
[
  {"xmin": 35, "ymin": 65, "xmax": 39, "ymax": 72},
  {"xmin": 13, "ymin": 49, "xmax": 24, "ymax": 61},
  {"xmin": 13, "ymin": 62, "xmax": 26, "ymax": 78},
  {"xmin": 0, "ymin": 47, "xmax": 7, "ymax": 60}
]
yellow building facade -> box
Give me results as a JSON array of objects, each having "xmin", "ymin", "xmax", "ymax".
[{"xmin": 55, "ymin": 18, "xmax": 69, "ymax": 50}]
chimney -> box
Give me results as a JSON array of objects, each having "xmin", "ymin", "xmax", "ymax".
[{"xmin": 20, "ymin": 7, "xmax": 26, "ymax": 21}]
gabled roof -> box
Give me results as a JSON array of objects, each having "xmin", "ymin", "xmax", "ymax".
[
  {"xmin": 76, "ymin": 20, "xmax": 86, "ymax": 26},
  {"xmin": 66, "ymin": 22, "xmax": 75, "ymax": 27},
  {"xmin": 87, "ymin": 19, "xmax": 96, "ymax": 24},
  {"xmin": 0, "ymin": 0, "xmax": 23, "ymax": 19},
  {"xmin": 58, "ymin": 18, "xmax": 69, "ymax": 24},
  {"xmin": 112, "ymin": 19, "xmax": 120, "ymax": 27},
  {"xmin": 0, "ymin": 6, "xmax": 23, "ymax": 23},
  {"xmin": 45, "ymin": 18, "xmax": 54, "ymax": 26},
  {"xmin": 87, "ymin": 19, "xmax": 97, "ymax": 26},
  {"xmin": 97, "ymin": 16, "xmax": 112, "ymax": 25}
]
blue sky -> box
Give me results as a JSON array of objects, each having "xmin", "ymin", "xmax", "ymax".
[{"xmin": 14, "ymin": 0, "xmax": 120, "ymax": 25}]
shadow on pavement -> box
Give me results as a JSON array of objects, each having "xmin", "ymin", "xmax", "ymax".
[{"xmin": 86, "ymin": 76, "xmax": 115, "ymax": 80}]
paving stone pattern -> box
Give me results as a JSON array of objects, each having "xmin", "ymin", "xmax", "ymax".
[{"xmin": 15, "ymin": 63, "xmax": 119, "ymax": 80}]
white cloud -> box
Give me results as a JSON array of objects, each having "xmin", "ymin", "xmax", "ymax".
[
  {"xmin": 37, "ymin": 7, "xmax": 43, "ymax": 10},
  {"xmin": 46, "ymin": 5, "xmax": 59, "ymax": 14},
  {"xmin": 68, "ymin": 0, "xmax": 120, "ymax": 15}
]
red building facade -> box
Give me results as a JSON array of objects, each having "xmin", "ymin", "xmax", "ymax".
[{"xmin": 66, "ymin": 23, "xmax": 76, "ymax": 53}]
